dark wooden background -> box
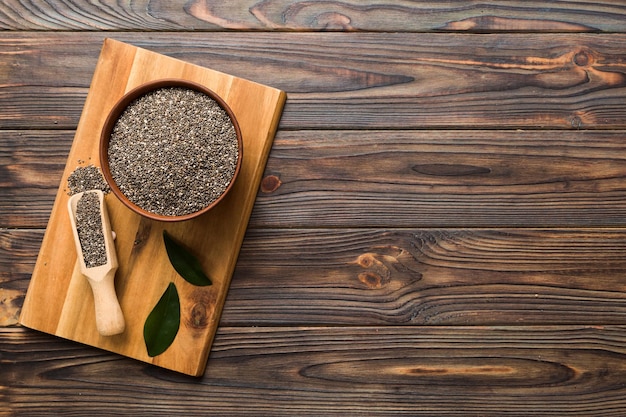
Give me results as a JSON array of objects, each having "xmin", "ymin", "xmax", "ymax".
[{"xmin": 3, "ymin": 1, "xmax": 626, "ymax": 415}]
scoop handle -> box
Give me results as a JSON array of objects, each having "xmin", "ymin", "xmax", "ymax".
[{"xmin": 88, "ymin": 268, "xmax": 125, "ymax": 336}]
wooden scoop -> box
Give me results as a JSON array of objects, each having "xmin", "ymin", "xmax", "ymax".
[{"xmin": 68, "ymin": 190, "xmax": 125, "ymax": 336}]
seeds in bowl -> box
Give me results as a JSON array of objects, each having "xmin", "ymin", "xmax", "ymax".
[{"xmin": 106, "ymin": 87, "xmax": 239, "ymax": 217}]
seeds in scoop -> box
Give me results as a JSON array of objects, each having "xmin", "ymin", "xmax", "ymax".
[
  {"xmin": 107, "ymin": 87, "xmax": 238, "ymax": 217},
  {"xmin": 75, "ymin": 192, "xmax": 107, "ymax": 268}
]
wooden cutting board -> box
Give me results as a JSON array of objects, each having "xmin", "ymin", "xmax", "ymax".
[{"xmin": 19, "ymin": 38, "xmax": 286, "ymax": 376}]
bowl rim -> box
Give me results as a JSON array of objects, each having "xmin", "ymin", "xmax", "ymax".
[{"xmin": 99, "ymin": 78, "xmax": 243, "ymax": 222}]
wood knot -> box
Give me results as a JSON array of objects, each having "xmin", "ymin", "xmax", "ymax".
[
  {"xmin": 353, "ymin": 252, "xmax": 390, "ymax": 288},
  {"xmin": 314, "ymin": 12, "xmax": 352, "ymax": 30},
  {"xmin": 356, "ymin": 253, "xmax": 377, "ymax": 268},
  {"xmin": 573, "ymin": 50, "xmax": 593, "ymax": 67},
  {"xmin": 185, "ymin": 289, "xmax": 216, "ymax": 329},
  {"xmin": 358, "ymin": 272, "xmax": 384, "ymax": 289},
  {"xmin": 412, "ymin": 164, "xmax": 491, "ymax": 177},
  {"xmin": 131, "ymin": 218, "xmax": 151, "ymax": 253},
  {"xmin": 189, "ymin": 302, "xmax": 208, "ymax": 328},
  {"xmin": 261, "ymin": 175, "xmax": 282, "ymax": 193},
  {"xmin": 351, "ymin": 246, "xmax": 423, "ymax": 290},
  {"xmin": 569, "ymin": 115, "xmax": 583, "ymax": 129}
]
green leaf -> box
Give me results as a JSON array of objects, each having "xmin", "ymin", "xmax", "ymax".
[
  {"xmin": 144, "ymin": 282, "xmax": 180, "ymax": 357},
  {"xmin": 163, "ymin": 230, "xmax": 212, "ymax": 286}
]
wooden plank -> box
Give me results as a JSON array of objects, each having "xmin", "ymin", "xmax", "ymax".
[
  {"xmin": 229, "ymin": 228, "xmax": 626, "ymax": 325},
  {"xmin": 1, "ymin": 1, "xmax": 626, "ymax": 32},
  {"xmin": 0, "ymin": 130, "xmax": 69, "ymax": 227},
  {"xmin": 0, "ymin": 229, "xmax": 41, "ymax": 327},
  {"xmin": 0, "ymin": 86, "xmax": 86, "ymax": 129},
  {"xmin": 7, "ymin": 228, "xmax": 626, "ymax": 326},
  {"xmin": 255, "ymin": 129, "xmax": 626, "ymax": 228},
  {"xmin": 3, "ymin": 325, "xmax": 626, "ymax": 416},
  {"xmin": 6, "ymin": 129, "xmax": 626, "ymax": 229},
  {"xmin": 2, "ymin": 32, "xmax": 626, "ymax": 130},
  {"xmin": 18, "ymin": 39, "xmax": 286, "ymax": 376}
]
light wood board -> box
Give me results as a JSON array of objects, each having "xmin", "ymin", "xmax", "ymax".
[{"xmin": 19, "ymin": 38, "xmax": 286, "ymax": 376}]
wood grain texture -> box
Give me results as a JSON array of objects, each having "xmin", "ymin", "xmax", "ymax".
[
  {"xmin": 6, "ymin": 129, "xmax": 626, "ymax": 229},
  {"xmin": 3, "ymin": 1, "xmax": 626, "ymax": 414},
  {"xmin": 0, "ymin": 229, "xmax": 40, "ymax": 327},
  {"xmin": 256, "ymin": 129, "xmax": 626, "ymax": 228},
  {"xmin": 229, "ymin": 228, "xmax": 626, "ymax": 325},
  {"xmin": 0, "ymin": 131, "xmax": 69, "ymax": 227},
  {"xmin": 1, "ymin": 0, "xmax": 626, "ymax": 32},
  {"xmin": 2, "ymin": 32, "xmax": 626, "ymax": 130},
  {"xmin": 3, "ymin": 326, "xmax": 626, "ymax": 416},
  {"xmin": 6, "ymin": 227, "xmax": 626, "ymax": 326}
]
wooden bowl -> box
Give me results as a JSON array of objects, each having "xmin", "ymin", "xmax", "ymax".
[{"xmin": 99, "ymin": 79, "xmax": 243, "ymax": 222}]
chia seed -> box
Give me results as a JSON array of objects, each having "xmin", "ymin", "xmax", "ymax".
[
  {"xmin": 67, "ymin": 164, "xmax": 110, "ymax": 196},
  {"xmin": 106, "ymin": 87, "xmax": 239, "ymax": 217},
  {"xmin": 75, "ymin": 191, "xmax": 107, "ymax": 268}
]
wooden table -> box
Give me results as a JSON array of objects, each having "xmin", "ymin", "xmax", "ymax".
[{"xmin": 2, "ymin": 2, "xmax": 626, "ymax": 415}]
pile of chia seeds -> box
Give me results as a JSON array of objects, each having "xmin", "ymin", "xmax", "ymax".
[
  {"xmin": 67, "ymin": 164, "xmax": 110, "ymax": 195},
  {"xmin": 106, "ymin": 87, "xmax": 239, "ymax": 217},
  {"xmin": 75, "ymin": 191, "xmax": 107, "ymax": 268}
]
